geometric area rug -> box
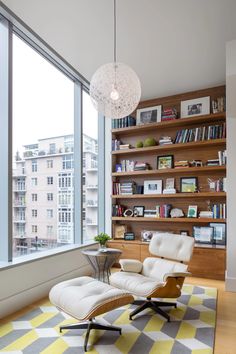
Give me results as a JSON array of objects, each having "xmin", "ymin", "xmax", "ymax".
[{"xmin": 0, "ymin": 284, "xmax": 217, "ymax": 354}]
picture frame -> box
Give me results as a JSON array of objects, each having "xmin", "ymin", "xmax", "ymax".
[
  {"xmin": 124, "ymin": 232, "xmax": 135, "ymax": 241},
  {"xmin": 193, "ymin": 226, "xmax": 213, "ymax": 244},
  {"xmin": 209, "ymin": 223, "xmax": 226, "ymax": 245},
  {"xmin": 136, "ymin": 105, "xmax": 162, "ymax": 125},
  {"xmin": 157, "ymin": 155, "xmax": 174, "ymax": 170},
  {"xmin": 112, "ymin": 224, "xmax": 127, "ymax": 239},
  {"xmin": 115, "ymin": 163, "xmax": 122, "ymax": 172},
  {"xmin": 187, "ymin": 205, "xmax": 198, "ymax": 218},
  {"xmin": 180, "ymin": 177, "xmax": 198, "ymax": 193},
  {"xmin": 181, "ymin": 96, "xmax": 210, "ymax": 118},
  {"xmin": 133, "ymin": 206, "xmax": 145, "ymax": 217},
  {"xmin": 144, "ymin": 180, "xmax": 162, "ymax": 194},
  {"xmin": 165, "ymin": 178, "xmax": 175, "ymax": 190}
]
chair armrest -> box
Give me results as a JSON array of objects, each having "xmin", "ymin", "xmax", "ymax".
[
  {"xmin": 119, "ymin": 259, "xmax": 143, "ymax": 273},
  {"xmin": 163, "ymin": 271, "xmax": 191, "ymax": 282}
]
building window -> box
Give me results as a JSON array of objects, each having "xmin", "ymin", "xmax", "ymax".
[
  {"xmin": 47, "ymin": 209, "xmax": 53, "ymax": 218},
  {"xmin": 32, "ymin": 225, "xmax": 38, "ymax": 233},
  {"xmin": 32, "ymin": 193, "xmax": 37, "ymax": 201},
  {"xmin": 58, "ymin": 227, "xmax": 72, "ymax": 243},
  {"xmin": 58, "ymin": 173, "xmax": 72, "ymax": 188},
  {"xmin": 47, "ymin": 193, "xmax": 53, "ymax": 201},
  {"xmin": 62, "ymin": 154, "xmax": 74, "ymax": 169},
  {"xmin": 47, "ymin": 176, "xmax": 53, "ymax": 185},
  {"xmin": 32, "ymin": 209, "xmax": 37, "ymax": 217},
  {"xmin": 47, "ymin": 225, "xmax": 53, "ymax": 236},
  {"xmin": 32, "ymin": 159, "xmax": 37, "ymax": 172},
  {"xmin": 58, "ymin": 191, "xmax": 72, "ymax": 205},
  {"xmin": 58, "ymin": 208, "xmax": 72, "ymax": 223},
  {"xmin": 49, "ymin": 143, "xmax": 56, "ymax": 154},
  {"xmin": 31, "ymin": 177, "xmax": 37, "ymax": 186},
  {"xmin": 47, "ymin": 159, "xmax": 53, "ymax": 168}
]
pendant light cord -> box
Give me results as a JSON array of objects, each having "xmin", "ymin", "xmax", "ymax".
[{"xmin": 114, "ymin": 0, "xmax": 117, "ymax": 63}]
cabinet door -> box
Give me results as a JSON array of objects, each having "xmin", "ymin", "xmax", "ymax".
[
  {"xmin": 107, "ymin": 241, "xmax": 141, "ymax": 260},
  {"xmin": 140, "ymin": 244, "xmax": 151, "ymax": 262}
]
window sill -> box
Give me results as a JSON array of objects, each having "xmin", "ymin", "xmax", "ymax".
[{"xmin": 0, "ymin": 242, "xmax": 98, "ymax": 270}]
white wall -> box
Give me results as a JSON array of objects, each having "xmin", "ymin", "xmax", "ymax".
[
  {"xmin": 0, "ymin": 247, "xmax": 94, "ymax": 318},
  {"xmin": 226, "ymin": 40, "xmax": 236, "ymax": 291}
]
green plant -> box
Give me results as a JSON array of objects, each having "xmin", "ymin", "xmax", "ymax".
[
  {"xmin": 143, "ymin": 137, "xmax": 156, "ymax": 147},
  {"xmin": 94, "ymin": 232, "xmax": 111, "ymax": 245},
  {"xmin": 136, "ymin": 141, "xmax": 143, "ymax": 148}
]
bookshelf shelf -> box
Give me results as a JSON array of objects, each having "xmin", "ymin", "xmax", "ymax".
[
  {"xmin": 112, "ymin": 192, "xmax": 226, "ymax": 199},
  {"xmin": 111, "ymin": 112, "xmax": 225, "ymax": 135},
  {"xmin": 112, "ymin": 217, "xmax": 226, "ymax": 223},
  {"xmin": 112, "ymin": 139, "xmax": 226, "ymax": 155},
  {"xmin": 112, "ymin": 165, "xmax": 226, "ymax": 177}
]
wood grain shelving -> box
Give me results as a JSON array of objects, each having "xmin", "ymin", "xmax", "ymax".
[
  {"xmin": 112, "ymin": 165, "xmax": 226, "ymax": 177},
  {"xmin": 112, "ymin": 217, "xmax": 226, "ymax": 223},
  {"xmin": 112, "ymin": 139, "xmax": 226, "ymax": 155},
  {"xmin": 112, "ymin": 192, "xmax": 226, "ymax": 199},
  {"xmin": 111, "ymin": 112, "xmax": 225, "ymax": 135}
]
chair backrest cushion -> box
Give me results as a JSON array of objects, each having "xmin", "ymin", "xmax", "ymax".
[
  {"xmin": 149, "ymin": 233, "xmax": 194, "ymax": 262},
  {"xmin": 142, "ymin": 257, "xmax": 188, "ymax": 280}
]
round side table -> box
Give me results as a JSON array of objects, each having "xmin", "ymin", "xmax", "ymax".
[{"xmin": 82, "ymin": 248, "xmax": 122, "ymax": 283}]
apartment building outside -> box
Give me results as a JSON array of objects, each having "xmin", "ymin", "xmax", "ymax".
[{"xmin": 13, "ymin": 134, "xmax": 98, "ymax": 257}]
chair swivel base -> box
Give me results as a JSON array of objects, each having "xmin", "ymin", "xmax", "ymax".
[
  {"xmin": 60, "ymin": 318, "xmax": 122, "ymax": 352},
  {"xmin": 129, "ymin": 299, "xmax": 177, "ymax": 322}
]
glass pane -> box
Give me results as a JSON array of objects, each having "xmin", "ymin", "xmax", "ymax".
[
  {"xmin": 82, "ymin": 90, "xmax": 98, "ymax": 242},
  {"xmin": 12, "ymin": 34, "xmax": 74, "ymax": 258}
]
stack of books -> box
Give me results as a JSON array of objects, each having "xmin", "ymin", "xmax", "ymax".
[
  {"xmin": 174, "ymin": 124, "xmax": 226, "ymax": 144},
  {"xmin": 218, "ymin": 150, "xmax": 227, "ymax": 165},
  {"xmin": 144, "ymin": 210, "xmax": 157, "ymax": 218},
  {"xmin": 112, "ymin": 116, "xmax": 136, "ymax": 129},
  {"xmin": 207, "ymin": 159, "xmax": 219, "ymax": 166},
  {"xmin": 112, "ymin": 204, "xmax": 125, "ymax": 217},
  {"xmin": 174, "ymin": 160, "xmax": 189, "ymax": 168},
  {"xmin": 113, "ymin": 181, "xmax": 137, "ymax": 195},
  {"xmin": 211, "ymin": 203, "xmax": 226, "ymax": 219},
  {"xmin": 156, "ymin": 204, "xmax": 172, "ymax": 218},
  {"xmin": 119, "ymin": 143, "xmax": 131, "ymax": 150},
  {"xmin": 161, "ymin": 107, "xmax": 178, "ymax": 121},
  {"xmin": 199, "ymin": 211, "xmax": 214, "ymax": 218},
  {"xmin": 159, "ymin": 136, "xmax": 173, "ymax": 145},
  {"xmin": 120, "ymin": 160, "xmax": 135, "ymax": 172},
  {"xmin": 134, "ymin": 162, "xmax": 150, "ymax": 171}
]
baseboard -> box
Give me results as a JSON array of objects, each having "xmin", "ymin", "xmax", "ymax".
[
  {"xmin": 0, "ymin": 264, "xmax": 92, "ymax": 319},
  {"xmin": 225, "ymin": 273, "xmax": 236, "ymax": 292}
]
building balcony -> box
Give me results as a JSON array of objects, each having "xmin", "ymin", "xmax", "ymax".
[
  {"xmin": 13, "ymin": 219, "xmax": 26, "ymax": 223},
  {"xmin": 86, "ymin": 185, "xmax": 98, "ymax": 190},
  {"xmin": 14, "ymin": 202, "xmax": 26, "ymax": 207},
  {"xmin": 23, "ymin": 147, "xmax": 74, "ymax": 159}
]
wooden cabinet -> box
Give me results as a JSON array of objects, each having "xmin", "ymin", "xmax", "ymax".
[{"xmin": 108, "ymin": 240, "xmax": 226, "ymax": 280}]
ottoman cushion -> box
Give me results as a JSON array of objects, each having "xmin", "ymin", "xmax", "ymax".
[{"xmin": 49, "ymin": 276, "xmax": 134, "ymax": 321}]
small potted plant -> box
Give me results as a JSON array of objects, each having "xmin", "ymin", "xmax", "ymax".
[{"xmin": 94, "ymin": 232, "xmax": 111, "ymax": 250}]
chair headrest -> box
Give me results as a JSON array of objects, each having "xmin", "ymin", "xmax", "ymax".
[{"xmin": 149, "ymin": 233, "xmax": 194, "ymax": 262}]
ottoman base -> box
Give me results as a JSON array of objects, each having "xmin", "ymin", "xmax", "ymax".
[{"xmin": 60, "ymin": 318, "xmax": 121, "ymax": 352}]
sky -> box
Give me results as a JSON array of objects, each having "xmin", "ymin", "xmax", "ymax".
[{"xmin": 12, "ymin": 34, "xmax": 98, "ymax": 156}]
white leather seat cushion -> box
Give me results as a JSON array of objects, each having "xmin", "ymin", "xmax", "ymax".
[
  {"xmin": 110, "ymin": 271, "xmax": 164, "ymax": 297},
  {"xmin": 142, "ymin": 257, "xmax": 188, "ymax": 280},
  {"xmin": 49, "ymin": 276, "xmax": 132, "ymax": 320}
]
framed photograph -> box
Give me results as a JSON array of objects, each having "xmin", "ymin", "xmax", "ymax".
[
  {"xmin": 180, "ymin": 230, "xmax": 189, "ymax": 236},
  {"xmin": 180, "ymin": 177, "xmax": 198, "ymax": 193},
  {"xmin": 157, "ymin": 155, "xmax": 174, "ymax": 170},
  {"xmin": 136, "ymin": 105, "xmax": 162, "ymax": 125},
  {"xmin": 187, "ymin": 205, "xmax": 198, "ymax": 218},
  {"xmin": 112, "ymin": 224, "xmax": 127, "ymax": 239},
  {"xmin": 193, "ymin": 226, "xmax": 213, "ymax": 244},
  {"xmin": 115, "ymin": 163, "xmax": 122, "ymax": 172},
  {"xmin": 209, "ymin": 223, "xmax": 226, "ymax": 245},
  {"xmin": 144, "ymin": 180, "xmax": 162, "ymax": 194},
  {"xmin": 181, "ymin": 96, "xmax": 210, "ymax": 118},
  {"xmin": 165, "ymin": 178, "xmax": 175, "ymax": 190},
  {"xmin": 124, "ymin": 232, "xmax": 135, "ymax": 241},
  {"xmin": 133, "ymin": 206, "xmax": 145, "ymax": 217}
]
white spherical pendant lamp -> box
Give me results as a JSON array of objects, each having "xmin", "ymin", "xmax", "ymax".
[{"xmin": 90, "ymin": 0, "xmax": 141, "ymax": 119}]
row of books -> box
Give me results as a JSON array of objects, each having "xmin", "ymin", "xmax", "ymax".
[
  {"xmin": 174, "ymin": 124, "xmax": 226, "ymax": 144},
  {"xmin": 112, "ymin": 116, "xmax": 136, "ymax": 129},
  {"xmin": 113, "ymin": 181, "xmax": 137, "ymax": 195},
  {"xmin": 159, "ymin": 136, "xmax": 173, "ymax": 145},
  {"xmin": 112, "ymin": 204, "xmax": 125, "ymax": 217},
  {"xmin": 211, "ymin": 204, "xmax": 226, "ymax": 219},
  {"xmin": 156, "ymin": 204, "xmax": 172, "ymax": 218},
  {"xmin": 116, "ymin": 160, "xmax": 149, "ymax": 172}
]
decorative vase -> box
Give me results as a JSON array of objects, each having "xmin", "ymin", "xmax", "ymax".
[{"xmin": 99, "ymin": 243, "xmax": 107, "ymax": 251}]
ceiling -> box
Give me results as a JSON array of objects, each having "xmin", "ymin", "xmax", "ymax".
[{"xmin": 2, "ymin": 0, "xmax": 236, "ymax": 100}]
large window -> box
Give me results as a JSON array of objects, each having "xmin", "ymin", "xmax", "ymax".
[{"xmin": 0, "ymin": 13, "xmax": 104, "ymax": 263}]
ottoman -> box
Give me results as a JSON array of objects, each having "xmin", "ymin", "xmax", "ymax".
[{"xmin": 49, "ymin": 276, "xmax": 134, "ymax": 351}]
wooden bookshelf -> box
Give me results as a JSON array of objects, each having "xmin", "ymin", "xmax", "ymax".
[
  {"xmin": 112, "ymin": 139, "xmax": 226, "ymax": 155},
  {"xmin": 112, "ymin": 112, "xmax": 225, "ymax": 135},
  {"xmin": 110, "ymin": 85, "xmax": 226, "ymax": 280},
  {"xmin": 112, "ymin": 192, "xmax": 226, "ymax": 199}
]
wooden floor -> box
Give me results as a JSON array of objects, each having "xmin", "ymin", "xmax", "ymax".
[
  {"xmin": 1, "ymin": 277, "xmax": 236, "ymax": 353},
  {"xmin": 187, "ymin": 277, "xmax": 236, "ymax": 354}
]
